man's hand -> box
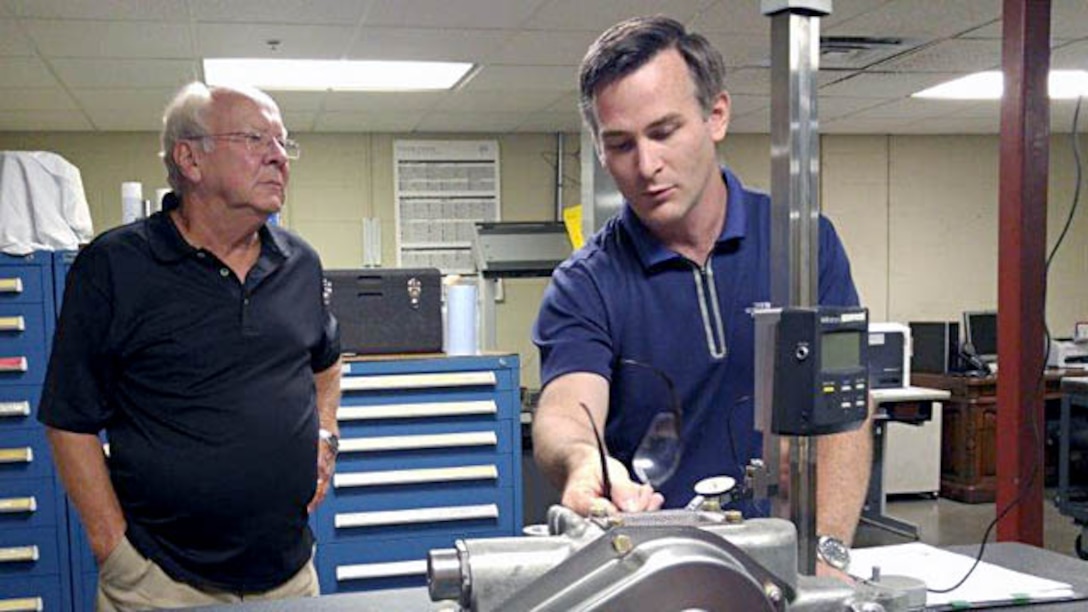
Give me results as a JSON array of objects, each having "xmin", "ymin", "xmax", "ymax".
[
  {"xmin": 561, "ymin": 455, "xmax": 664, "ymax": 515},
  {"xmin": 307, "ymin": 438, "xmax": 337, "ymax": 514}
]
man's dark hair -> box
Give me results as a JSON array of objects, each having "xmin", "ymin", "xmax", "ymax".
[{"xmin": 579, "ymin": 15, "xmax": 726, "ymax": 139}]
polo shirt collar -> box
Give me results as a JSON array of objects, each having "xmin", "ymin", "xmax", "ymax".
[
  {"xmin": 621, "ymin": 167, "xmax": 749, "ymax": 269},
  {"xmin": 147, "ymin": 191, "xmax": 292, "ymax": 262}
]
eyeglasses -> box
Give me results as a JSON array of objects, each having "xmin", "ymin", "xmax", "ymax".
[
  {"xmin": 187, "ymin": 131, "xmax": 301, "ymax": 160},
  {"xmin": 619, "ymin": 358, "xmax": 683, "ymax": 489}
]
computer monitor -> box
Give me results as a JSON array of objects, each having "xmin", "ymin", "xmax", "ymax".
[{"xmin": 963, "ymin": 310, "xmax": 998, "ymax": 363}]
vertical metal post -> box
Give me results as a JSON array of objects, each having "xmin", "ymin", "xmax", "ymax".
[{"xmin": 762, "ymin": 0, "xmax": 830, "ymax": 575}]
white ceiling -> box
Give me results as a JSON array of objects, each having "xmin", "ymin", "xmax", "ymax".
[{"xmin": 1, "ymin": 0, "xmax": 1086, "ymax": 134}]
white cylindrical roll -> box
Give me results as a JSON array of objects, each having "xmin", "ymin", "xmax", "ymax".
[
  {"xmin": 154, "ymin": 188, "xmax": 170, "ymax": 213},
  {"xmin": 445, "ymin": 282, "xmax": 478, "ymax": 356},
  {"xmin": 121, "ymin": 182, "xmax": 143, "ymax": 224}
]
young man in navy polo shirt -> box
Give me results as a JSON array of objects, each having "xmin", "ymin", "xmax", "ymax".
[{"xmin": 532, "ymin": 15, "xmax": 870, "ymax": 575}]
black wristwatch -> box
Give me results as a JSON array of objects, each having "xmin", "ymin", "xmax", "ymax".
[
  {"xmin": 816, "ymin": 535, "xmax": 851, "ymax": 571},
  {"xmin": 319, "ymin": 428, "xmax": 340, "ymax": 458}
]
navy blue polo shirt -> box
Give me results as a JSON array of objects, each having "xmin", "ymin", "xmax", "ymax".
[
  {"xmin": 533, "ymin": 167, "xmax": 859, "ymax": 510},
  {"xmin": 39, "ymin": 201, "xmax": 340, "ymax": 591}
]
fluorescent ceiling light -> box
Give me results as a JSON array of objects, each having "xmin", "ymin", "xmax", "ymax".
[
  {"xmin": 203, "ymin": 58, "xmax": 474, "ymax": 91},
  {"xmin": 913, "ymin": 70, "xmax": 1088, "ymax": 100}
]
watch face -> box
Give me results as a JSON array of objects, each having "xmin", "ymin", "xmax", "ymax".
[{"xmin": 817, "ymin": 536, "xmax": 850, "ymax": 570}]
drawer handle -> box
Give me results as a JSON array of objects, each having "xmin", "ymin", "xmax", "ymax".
[
  {"xmin": 0, "ymin": 546, "xmax": 39, "ymax": 563},
  {"xmin": 340, "ymin": 371, "xmax": 497, "ymax": 391},
  {"xmin": 0, "ymin": 357, "xmax": 28, "ymax": 373},
  {"xmin": 0, "ymin": 448, "xmax": 33, "ymax": 464},
  {"xmin": 333, "ymin": 464, "xmax": 498, "ymax": 488},
  {"xmin": 0, "ymin": 597, "xmax": 44, "ymax": 612},
  {"xmin": 336, "ymin": 559, "xmax": 426, "ymax": 582},
  {"xmin": 340, "ymin": 431, "xmax": 497, "ymax": 453},
  {"xmin": 0, "ymin": 401, "xmax": 31, "ymax": 417},
  {"xmin": 338, "ymin": 400, "xmax": 497, "ymax": 421},
  {"xmin": 336, "ymin": 503, "xmax": 499, "ymax": 529},
  {"xmin": 0, "ymin": 316, "xmax": 25, "ymax": 332},
  {"xmin": 0, "ymin": 278, "xmax": 23, "ymax": 294},
  {"xmin": 0, "ymin": 497, "xmax": 36, "ymax": 514}
]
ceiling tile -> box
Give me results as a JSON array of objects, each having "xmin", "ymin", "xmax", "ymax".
[
  {"xmin": 728, "ymin": 108, "xmax": 770, "ymax": 134},
  {"xmin": 1052, "ymin": 39, "xmax": 1088, "ymax": 71},
  {"xmin": 824, "ymin": 0, "xmax": 1001, "ymax": 40},
  {"xmin": 2, "ymin": 0, "xmax": 191, "ymax": 21},
  {"xmin": 514, "ymin": 110, "xmax": 583, "ymax": 132},
  {"xmin": 25, "ymin": 19, "xmax": 193, "ymax": 59},
  {"xmin": 363, "ymin": 0, "xmax": 545, "ymax": 29},
  {"xmin": 724, "ymin": 67, "xmax": 770, "ymax": 95},
  {"xmin": 488, "ymin": 29, "xmax": 598, "ymax": 65},
  {"xmin": 314, "ymin": 110, "xmax": 425, "ymax": 132},
  {"xmin": 0, "ymin": 19, "xmax": 34, "ymax": 56},
  {"xmin": 966, "ymin": 2, "xmax": 1088, "ymax": 41},
  {"xmin": 85, "ymin": 106, "xmax": 168, "ymax": 131},
  {"xmin": 323, "ymin": 92, "xmax": 443, "ymax": 112},
  {"xmin": 263, "ymin": 91, "xmax": 329, "ymax": 113},
  {"xmin": 875, "ymin": 39, "xmax": 1001, "ymax": 73},
  {"xmin": 464, "ymin": 65, "xmax": 576, "ymax": 91},
  {"xmin": 820, "ymin": 96, "xmax": 886, "ymax": 120},
  {"xmin": 524, "ymin": 0, "xmax": 709, "ymax": 31},
  {"xmin": 821, "ymin": 116, "xmax": 919, "ymax": 133},
  {"xmin": 69, "ymin": 88, "xmax": 178, "ymax": 112},
  {"xmin": 197, "ymin": 23, "xmax": 356, "ymax": 58},
  {"xmin": 690, "ymin": 1, "xmax": 770, "ymax": 35},
  {"xmin": 0, "ymin": 109, "xmax": 93, "ymax": 130},
  {"xmin": 846, "ymin": 97, "xmax": 964, "ymax": 120},
  {"xmin": 346, "ymin": 27, "xmax": 509, "ymax": 62},
  {"xmin": 414, "ymin": 110, "xmax": 524, "ymax": 132},
  {"xmin": 51, "ymin": 58, "xmax": 199, "ymax": 88},
  {"xmin": 700, "ymin": 32, "xmax": 771, "ymax": 68},
  {"xmin": 435, "ymin": 89, "xmax": 566, "ymax": 113},
  {"xmin": 0, "ymin": 87, "xmax": 76, "ymax": 111},
  {"xmin": 192, "ymin": 0, "xmax": 370, "ymax": 26},
  {"xmin": 726, "ymin": 94, "xmax": 768, "ymax": 117},
  {"xmin": 0, "ymin": 56, "xmax": 62, "ymax": 88},
  {"xmin": 819, "ymin": 71, "xmax": 967, "ymax": 98},
  {"xmin": 545, "ymin": 91, "xmax": 580, "ymax": 113}
]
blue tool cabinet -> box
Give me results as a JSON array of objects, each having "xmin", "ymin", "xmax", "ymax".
[
  {"xmin": 316, "ymin": 354, "xmax": 523, "ymax": 594},
  {"xmin": 0, "ymin": 252, "xmax": 73, "ymax": 611}
]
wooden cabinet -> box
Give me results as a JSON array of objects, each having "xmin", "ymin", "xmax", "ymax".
[{"xmin": 914, "ymin": 372, "xmax": 1065, "ymax": 503}]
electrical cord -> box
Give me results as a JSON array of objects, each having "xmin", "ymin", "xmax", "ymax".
[{"xmin": 928, "ymin": 94, "xmax": 1083, "ymax": 594}]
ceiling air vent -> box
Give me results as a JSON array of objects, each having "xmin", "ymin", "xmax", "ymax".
[{"xmin": 819, "ymin": 36, "xmax": 914, "ymax": 70}]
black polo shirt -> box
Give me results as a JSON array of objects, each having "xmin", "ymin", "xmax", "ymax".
[{"xmin": 39, "ymin": 204, "xmax": 340, "ymax": 591}]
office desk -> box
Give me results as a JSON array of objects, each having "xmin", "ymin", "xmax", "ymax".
[
  {"xmin": 1055, "ymin": 376, "xmax": 1088, "ymax": 558},
  {"xmin": 862, "ymin": 386, "xmax": 950, "ymax": 538},
  {"xmin": 912, "ymin": 372, "xmax": 1067, "ymax": 503},
  {"xmin": 188, "ymin": 543, "xmax": 1087, "ymax": 611}
]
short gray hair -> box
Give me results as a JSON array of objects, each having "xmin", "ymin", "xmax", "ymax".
[
  {"xmin": 160, "ymin": 82, "xmax": 282, "ymax": 194},
  {"xmin": 579, "ymin": 15, "xmax": 726, "ymax": 140},
  {"xmin": 161, "ymin": 82, "xmax": 214, "ymax": 194}
]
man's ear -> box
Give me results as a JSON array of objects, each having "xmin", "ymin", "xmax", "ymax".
[
  {"xmin": 707, "ymin": 91, "xmax": 731, "ymax": 142},
  {"xmin": 174, "ymin": 140, "xmax": 202, "ymax": 184}
]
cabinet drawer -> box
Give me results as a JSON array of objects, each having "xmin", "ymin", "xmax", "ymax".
[
  {"xmin": 333, "ymin": 449, "xmax": 512, "ymax": 489},
  {"xmin": 337, "ymin": 421, "xmax": 512, "ymax": 470},
  {"xmin": 0, "ymin": 387, "xmax": 40, "ymax": 431},
  {"xmin": 0, "ymin": 478, "xmax": 60, "ymax": 531},
  {"xmin": 0, "ymin": 431, "xmax": 51, "ymax": 481},
  {"xmin": 338, "ymin": 398, "xmax": 500, "ymax": 423},
  {"xmin": 319, "ymin": 486, "xmax": 513, "ymax": 542},
  {"xmin": 0, "ymin": 575, "xmax": 63, "ymax": 610},
  {"xmin": 0, "ymin": 527, "xmax": 62, "ymax": 578},
  {"xmin": 318, "ymin": 531, "xmax": 509, "ymax": 593},
  {"xmin": 0, "ymin": 264, "xmax": 45, "ymax": 306}
]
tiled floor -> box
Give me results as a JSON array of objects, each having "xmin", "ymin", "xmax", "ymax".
[{"xmin": 854, "ymin": 491, "xmax": 1086, "ymax": 560}]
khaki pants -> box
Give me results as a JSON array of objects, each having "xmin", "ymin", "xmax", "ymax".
[{"xmin": 96, "ymin": 537, "xmax": 319, "ymax": 611}]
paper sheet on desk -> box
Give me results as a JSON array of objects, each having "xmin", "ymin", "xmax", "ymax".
[{"xmin": 849, "ymin": 543, "xmax": 1074, "ymax": 608}]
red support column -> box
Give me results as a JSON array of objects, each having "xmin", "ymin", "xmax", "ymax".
[{"xmin": 996, "ymin": 0, "xmax": 1050, "ymax": 545}]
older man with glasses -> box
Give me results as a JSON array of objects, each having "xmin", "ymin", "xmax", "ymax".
[{"xmin": 39, "ymin": 82, "xmax": 341, "ymax": 610}]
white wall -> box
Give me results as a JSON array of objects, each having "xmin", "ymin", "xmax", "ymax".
[{"xmin": 3, "ymin": 130, "xmax": 1086, "ymax": 388}]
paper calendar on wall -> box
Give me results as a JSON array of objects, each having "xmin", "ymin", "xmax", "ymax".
[{"xmin": 393, "ymin": 140, "xmax": 500, "ymax": 273}]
